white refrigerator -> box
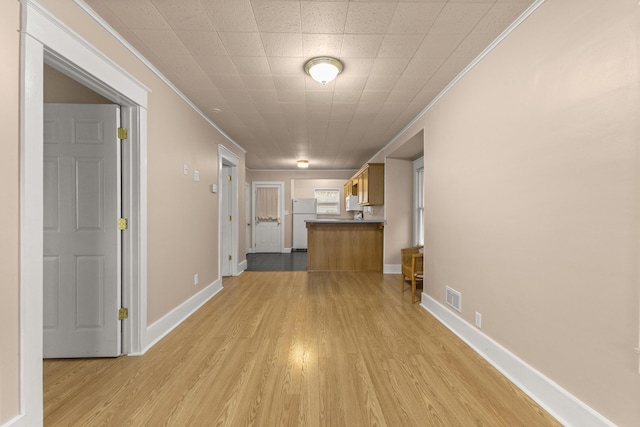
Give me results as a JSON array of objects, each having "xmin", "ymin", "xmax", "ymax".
[{"xmin": 292, "ymin": 198, "xmax": 317, "ymax": 250}]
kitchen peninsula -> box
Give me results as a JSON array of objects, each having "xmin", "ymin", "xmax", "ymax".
[{"xmin": 305, "ymin": 219, "xmax": 384, "ymax": 272}]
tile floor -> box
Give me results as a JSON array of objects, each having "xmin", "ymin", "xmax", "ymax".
[{"xmin": 246, "ymin": 252, "xmax": 307, "ymax": 271}]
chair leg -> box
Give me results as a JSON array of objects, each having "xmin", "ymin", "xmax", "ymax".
[{"xmin": 411, "ymin": 277, "xmax": 416, "ymax": 303}]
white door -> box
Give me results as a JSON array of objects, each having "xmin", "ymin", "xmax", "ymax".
[
  {"xmin": 253, "ymin": 183, "xmax": 283, "ymax": 253},
  {"xmin": 43, "ymin": 103, "xmax": 121, "ymax": 358},
  {"xmin": 245, "ymin": 182, "xmax": 251, "ymax": 254},
  {"xmin": 220, "ymin": 165, "xmax": 232, "ymax": 276}
]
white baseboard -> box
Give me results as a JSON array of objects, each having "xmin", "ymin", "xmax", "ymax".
[
  {"xmin": 283, "ymin": 247, "xmax": 292, "ymax": 253},
  {"xmin": 384, "ymin": 263, "xmax": 401, "ymax": 274},
  {"xmin": 1, "ymin": 414, "xmax": 23, "ymax": 427},
  {"xmin": 420, "ymin": 293, "xmax": 615, "ymax": 427},
  {"xmin": 142, "ymin": 279, "xmax": 223, "ymax": 353},
  {"xmin": 237, "ymin": 259, "xmax": 247, "ymax": 274}
]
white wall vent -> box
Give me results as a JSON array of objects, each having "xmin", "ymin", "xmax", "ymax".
[{"xmin": 446, "ymin": 286, "xmax": 462, "ymax": 312}]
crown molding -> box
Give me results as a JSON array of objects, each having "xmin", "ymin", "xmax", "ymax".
[
  {"xmin": 370, "ymin": 0, "xmax": 547, "ymax": 164},
  {"xmin": 73, "ymin": 0, "xmax": 246, "ymax": 155}
]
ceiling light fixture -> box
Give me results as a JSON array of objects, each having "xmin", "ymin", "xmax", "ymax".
[
  {"xmin": 304, "ymin": 57, "xmax": 343, "ymax": 85},
  {"xmin": 297, "ymin": 160, "xmax": 309, "ymax": 168}
]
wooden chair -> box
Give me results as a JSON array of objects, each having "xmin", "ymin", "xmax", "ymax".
[{"xmin": 401, "ymin": 246, "xmax": 423, "ymax": 303}]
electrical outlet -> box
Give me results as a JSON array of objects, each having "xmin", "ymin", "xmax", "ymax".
[
  {"xmin": 194, "ymin": 273, "xmax": 199, "ymax": 285},
  {"xmin": 475, "ymin": 311, "xmax": 482, "ymax": 328},
  {"xmin": 194, "ymin": 170, "xmax": 200, "ymax": 182}
]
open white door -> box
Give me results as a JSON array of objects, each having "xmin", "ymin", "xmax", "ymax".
[
  {"xmin": 253, "ymin": 182, "xmax": 283, "ymax": 253},
  {"xmin": 43, "ymin": 103, "xmax": 121, "ymax": 358}
]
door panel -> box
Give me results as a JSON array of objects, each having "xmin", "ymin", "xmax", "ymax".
[
  {"xmin": 43, "ymin": 103, "xmax": 121, "ymax": 358},
  {"xmin": 255, "ymin": 221, "xmax": 280, "ymax": 252},
  {"xmin": 254, "ymin": 183, "xmax": 282, "ymax": 253}
]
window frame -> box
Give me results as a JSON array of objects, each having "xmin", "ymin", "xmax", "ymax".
[
  {"xmin": 413, "ymin": 157, "xmax": 424, "ymax": 246},
  {"xmin": 314, "ymin": 188, "xmax": 341, "ymax": 215}
]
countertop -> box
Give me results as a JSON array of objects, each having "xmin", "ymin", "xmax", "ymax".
[{"xmin": 305, "ymin": 219, "xmax": 385, "ymax": 224}]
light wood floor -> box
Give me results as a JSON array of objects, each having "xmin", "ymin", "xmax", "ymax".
[{"xmin": 44, "ymin": 271, "xmax": 560, "ymax": 426}]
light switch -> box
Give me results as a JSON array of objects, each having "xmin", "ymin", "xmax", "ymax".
[{"xmin": 183, "ymin": 164, "xmax": 188, "ymax": 175}]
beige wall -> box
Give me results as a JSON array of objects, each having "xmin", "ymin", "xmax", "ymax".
[
  {"xmin": 384, "ymin": 159, "xmax": 413, "ymax": 265},
  {"xmin": 250, "ymin": 170, "xmax": 354, "ymax": 248},
  {"xmin": 386, "ymin": 1, "xmax": 640, "ymax": 425},
  {"xmin": 44, "ymin": 64, "xmax": 111, "ymax": 103},
  {"xmin": 1, "ymin": 0, "xmax": 21, "ymax": 422}
]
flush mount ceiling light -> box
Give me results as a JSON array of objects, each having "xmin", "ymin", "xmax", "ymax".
[
  {"xmin": 297, "ymin": 160, "xmax": 309, "ymax": 168},
  {"xmin": 304, "ymin": 57, "xmax": 343, "ymax": 85}
]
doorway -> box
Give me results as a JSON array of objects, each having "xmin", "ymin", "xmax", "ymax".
[
  {"xmin": 218, "ymin": 145, "xmax": 239, "ymax": 276},
  {"xmin": 20, "ymin": 3, "xmax": 149, "ymax": 422},
  {"xmin": 252, "ymin": 181, "xmax": 284, "ymax": 253}
]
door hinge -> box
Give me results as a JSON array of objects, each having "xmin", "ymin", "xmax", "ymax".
[
  {"xmin": 118, "ymin": 307, "xmax": 128, "ymax": 320},
  {"xmin": 118, "ymin": 127, "xmax": 128, "ymax": 140},
  {"xmin": 118, "ymin": 218, "xmax": 128, "ymax": 230},
  {"xmin": 228, "ymin": 175, "xmax": 232, "ymax": 181},
  {"xmin": 228, "ymin": 215, "xmax": 232, "ymax": 221},
  {"xmin": 228, "ymin": 255, "xmax": 232, "ymax": 261}
]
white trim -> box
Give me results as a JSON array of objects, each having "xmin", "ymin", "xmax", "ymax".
[
  {"xmin": 420, "ymin": 293, "xmax": 615, "ymax": 427},
  {"xmin": 23, "ymin": 0, "xmax": 148, "ymax": 108},
  {"xmin": 218, "ymin": 145, "xmax": 240, "ymax": 277},
  {"xmin": 143, "ymin": 281, "xmax": 223, "ymax": 354},
  {"xmin": 1, "ymin": 414, "xmax": 23, "ymax": 427},
  {"xmin": 74, "ymin": 0, "xmax": 246, "ymax": 155},
  {"xmin": 384, "ymin": 264, "xmax": 401, "ymax": 274},
  {"xmin": 120, "ymin": 106, "xmax": 147, "ymax": 355},
  {"xmin": 368, "ymin": 0, "xmax": 547, "ymax": 165},
  {"xmin": 17, "ymin": 31, "xmax": 44, "ymax": 427},
  {"xmin": 18, "ymin": 1, "xmax": 150, "ymax": 424},
  {"xmin": 237, "ymin": 259, "xmax": 248, "ymax": 274},
  {"xmin": 413, "ymin": 157, "xmax": 424, "ymax": 247}
]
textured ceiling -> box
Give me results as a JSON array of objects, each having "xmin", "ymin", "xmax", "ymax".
[{"xmin": 83, "ymin": 0, "xmax": 534, "ymax": 170}]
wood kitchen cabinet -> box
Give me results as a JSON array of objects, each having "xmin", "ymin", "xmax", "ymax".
[
  {"xmin": 306, "ymin": 220, "xmax": 384, "ymax": 272},
  {"xmin": 346, "ymin": 163, "xmax": 384, "ymax": 206},
  {"xmin": 344, "ymin": 180, "xmax": 357, "ymax": 197}
]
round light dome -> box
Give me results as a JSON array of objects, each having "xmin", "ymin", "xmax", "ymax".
[{"xmin": 304, "ymin": 57, "xmax": 343, "ymax": 85}]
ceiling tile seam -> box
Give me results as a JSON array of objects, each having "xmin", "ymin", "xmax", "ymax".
[
  {"xmin": 146, "ymin": 0, "xmax": 172, "ymax": 31},
  {"xmin": 464, "ymin": 2, "xmax": 503, "ymax": 44},
  {"xmin": 368, "ymin": 0, "xmax": 547, "ymax": 167},
  {"xmin": 74, "ymin": 0, "xmax": 247, "ymax": 154}
]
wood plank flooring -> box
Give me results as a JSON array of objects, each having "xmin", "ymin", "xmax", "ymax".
[{"xmin": 44, "ymin": 271, "xmax": 560, "ymax": 426}]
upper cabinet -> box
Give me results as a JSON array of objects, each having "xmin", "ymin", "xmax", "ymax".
[
  {"xmin": 346, "ymin": 163, "xmax": 384, "ymax": 206},
  {"xmin": 344, "ymin": 179, "xmax": 357, "ymax": 198}
]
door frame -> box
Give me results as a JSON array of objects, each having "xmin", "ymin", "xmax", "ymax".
[
  {"xmin": 20, "ymin": 2, "xmax": 148, "ymax": 425},
  {"xmin": 251, "ymin": 181, "xmax": 285, "ymax": 253},
  {"xmin": 245, "ymin": 182, "xmax": 251, "ymax": 254},
  {"xmin": 218, "ymin": 144, "xmax": 239, "ymax": 276}
]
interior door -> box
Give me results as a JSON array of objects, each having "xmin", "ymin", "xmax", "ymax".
[
  {"xmin": 220, "ymin": 165, "xmax": 232, "ymax": 276},
  {"xmin": 245, "ymin": 182, "xmax": 251, "ymax": 254},
  {"xmin": 254, "ymin": 183, "xmax": 282, "ymax": 253},
  {"xmin": 43, "ymin": 103, "xmax": 121, "ymax": 358}
]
